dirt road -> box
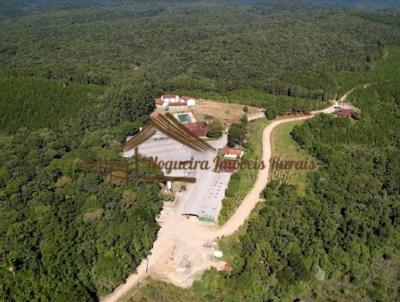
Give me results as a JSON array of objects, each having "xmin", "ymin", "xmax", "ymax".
[
  {"xmin": 216, "ymin": 102, "xmax": 337, "ymax": 237},
  {"xmin": 101, "ymin": 100, "xmax": 338, "ymax": 302}
]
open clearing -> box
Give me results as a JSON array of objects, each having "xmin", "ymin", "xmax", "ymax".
[
  {"xmin": 101, "ymin": 99, "xmax": 338, "ymax": 302},
  {"xmin": 191, "ymin": 100, "xmax": 264, "ymax": 125},
  {"xmin": 270, "ymin": 120, "xmax": 316, "ymax": 195}
]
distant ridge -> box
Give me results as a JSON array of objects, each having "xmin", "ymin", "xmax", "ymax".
[
  {"xmin": 1, "ymin": 0, "xmax": 399, "ymax": 17},
  {"xmin": 304, "ymin": 0, "xmax": 400, "ymax": 9}
]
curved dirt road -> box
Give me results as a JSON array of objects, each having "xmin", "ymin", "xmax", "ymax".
[
  {"xmin": 216, "ymin": 102, "xmax": 337, "ymax": 237},
  {"xmin": 101, "ymin": 100, "xmax": 339, "ymax": 302}
]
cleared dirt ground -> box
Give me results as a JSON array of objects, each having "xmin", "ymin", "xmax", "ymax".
[{"xmin": 191, "ymin": 100, "xmax": 264, "ymax": 125}]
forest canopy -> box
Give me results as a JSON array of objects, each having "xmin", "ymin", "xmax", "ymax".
[
  {"xmin": 1, "ymin": 1, "xmax": 399, "ymax": 98},
  {"xmin": 1, "ymin": 0, "xmax": 400, "ymax": 301},
  {"xmin": 0, "ymin": 72, "xmax": 163, "ymax": 301}
]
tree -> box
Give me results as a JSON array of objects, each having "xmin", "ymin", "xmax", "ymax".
[
  {"xmin": 207, "ymin": 119, "xmax": 223, "ymax": 139},
  {"xmin": 227, "ymin": 123, "xmax": 246, "ymax": 147},
  {"xmin": 265, "ymin": 106, "xmax": 278, "ymax": 120},
  {"xmin": 99, "ymin": 72, "xmax": 158, "ymax": 127}
]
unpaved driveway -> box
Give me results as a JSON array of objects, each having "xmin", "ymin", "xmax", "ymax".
[
  {"xmin": 101, "ymin": 100, "xmax": 339, "ymax": 302},
  {"xmin": 216, "ymin": 102, "xmax": 337, "ymax": 237}
]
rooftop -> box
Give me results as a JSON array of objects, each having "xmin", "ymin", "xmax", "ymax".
[
  {"xmin": 180, "ymin": 96, "xmax": 194, "ymax": 101},
  {"xmin": 223, "ymin": 148, "xmax": 243, "ymax": 155},
  {"xmin": 184, "ymin": 122, "xmax": 208, "ymax": 137},
  {"xmin": 162, "ymin": 94, "xmax": 177, "ymax": 98},
  {"xmin": 169, "ymin": 101, "xmax": 188, "ymax": 106}
]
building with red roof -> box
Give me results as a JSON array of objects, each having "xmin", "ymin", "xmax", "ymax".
[
  {"xmin": 222, "ymin": 148, "xmax": 244, "ymax": 159},
  {"xmin": 184, "ymin": 122, "xmax": 208, "ymax": 137},
  {"xmin": 155, "ymin": 98, "xmax": 163, "ymax": 106},
  {"xmin": 154, "ymin": 95, "xmax": 196, "ymax": 112}
]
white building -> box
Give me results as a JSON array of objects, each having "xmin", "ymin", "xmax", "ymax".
[{"xmin": 154, "ymin": 95, "xmax": 196, "ymax": 112}]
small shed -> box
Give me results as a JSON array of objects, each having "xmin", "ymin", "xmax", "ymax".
[
  {"xmin": 222, "ymin": 148, "xmax": 244, "ymax": 159},
  {"xmin": 181, "ymin": 96, "xmax": 196, "ymax": 107}
]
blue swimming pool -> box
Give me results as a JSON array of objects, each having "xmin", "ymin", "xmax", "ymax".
[{"xmin": 177, "ymin": 114, "xmax": 191, "ymax": 123}]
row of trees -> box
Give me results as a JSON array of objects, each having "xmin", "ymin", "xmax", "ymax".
[
  {"xmin": 0, "ymin": 66, "xmax": 111, "ymax": 86},
  {"xmin": 227, "ymin": 116, "xmax": 248, "ymax": 147}
]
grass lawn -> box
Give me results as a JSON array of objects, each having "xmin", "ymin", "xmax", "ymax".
[{"xmin": 270, "ymin": 120, "xmax": 316, "ymax": 195}]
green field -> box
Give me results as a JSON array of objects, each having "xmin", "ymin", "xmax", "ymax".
[
  {"xmin": 270, "ymin": 120, "xmax": 316, "ymax": 196},
  {"xmin": 0, "ymin": 77, "xmax": 104, "ymax": 133}
]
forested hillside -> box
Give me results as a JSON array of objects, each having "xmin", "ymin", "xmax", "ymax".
[
  {"xmin": 1, "ymin": 1, "xmax": 399, "ymax": 99},
  {"xmin": 0, "ymin": 73, "xmax": 164, "ymax": 301},
  {"xmin": 1, "ymin": 0, "xmax": 399, "ymax": 16},
  {"xmin": 0, "ymin": 77, "xmax": 103, "ymax": 132},
  {"xmin": 1, "ymin": 1, "xmax": 400, "ymax": 301},
  {"xmin": 307, "ymin": 0, "xmax": 400, "ymax": 8},
  {"xmin": 2, "ymin": 1, "xmax": 399, "ymax": 129}
]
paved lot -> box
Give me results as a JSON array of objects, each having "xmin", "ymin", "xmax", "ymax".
[
  {"xmin": 124, "ymin": 130, "xmax": 231, "ymax": 221},
  {"xmin": 183, "ymin": 168, "xmax": 231, "ymax": 221},
  {"xmin": 180, "ymin": 133, "xmax": 230, "ymax": 220}
]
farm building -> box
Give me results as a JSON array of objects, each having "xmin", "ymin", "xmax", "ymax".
[
  {"xmin": 123, "ymin": 111, "xmax": 232, "ymax": 223},
  {"xmin": 334, "ymin": 103, "xmax": 359, "ymax": 118},
  {"xmin": 222, "ymin": 148, "xmax": 244, "ymax": 159},
  {"xmin": 155, "ymin": 95, "xmax": 197, "ymax": 112},
  {"xmin": 184, "ymin": 122, "xmax": 208, "ymax": 138}
]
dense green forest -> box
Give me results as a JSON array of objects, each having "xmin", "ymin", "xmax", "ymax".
[
  {"xmin": 1, "ymin": 1, "xmax": 399, "ymax": 98},
  {"xmin": 300, "ymin": 252, "xmax": 400, "ymax": 301},
  {"xmin": 0, "ymin": 77, "xmax": 104, "ymax": 132},
  {"xmin": 1, "ymin": 0, "xmax": 399, "ymax": 17},
  {"xmin": 1, "ymin": 0, "xmax": 400, "ymax": 301},
  {"xmin": 1, "ymin": 0, "xmax": 400, "ymax": 122},
  {"xmin": 0, "ymin": 73, "xmax": 165, "ymax": 301}
]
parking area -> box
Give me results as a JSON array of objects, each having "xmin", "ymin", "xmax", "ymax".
[
  {"xmin": 124, "ymin": 128, "xmax": 232, "ymax": 222},
  {"xmin": 180, "ymin": 134, "xmax": 230, "ymax": 222},
  {"xmin": 182, "ymin": 170, "xmax": 231, "ymax": 221}
]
